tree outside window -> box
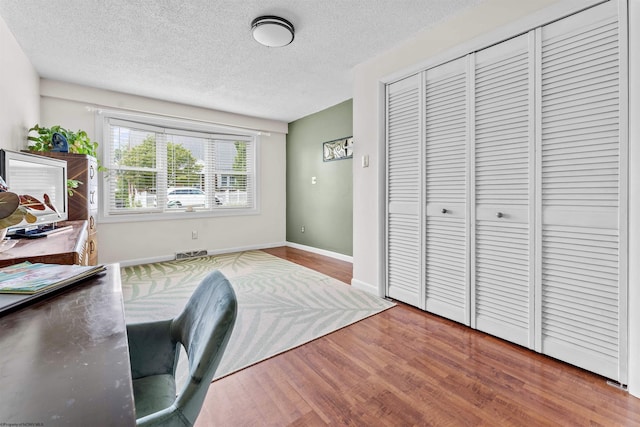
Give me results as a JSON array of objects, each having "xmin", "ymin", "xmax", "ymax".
[{"xmin": 104, "ymin": 115, "xmax": 255, "ymax": 216}]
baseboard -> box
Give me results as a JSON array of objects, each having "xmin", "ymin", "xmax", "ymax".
[
  {"xmin": 118, "ymin": 242, "xmax": 288, "ymax": 267},
  {"xmin": 285, "ymin": 242, "xmax": 353, "ymax": 263},
  {"xmin": 351, "ymin": 277, "xmax": 381, "ymax": 296},
  {"xmin": 207, "ymin": 242, "xmax": 287, "ymax": 256},
  {"xmin": 119, "ymin": 254, "xmax": 175, "ymax": 267},
  {"xmin": 118, "ymin": 241, "xmax": 353, "ymax": 268}
]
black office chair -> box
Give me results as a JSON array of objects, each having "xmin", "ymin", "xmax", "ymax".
[{"xmin": 126, "ymin": 270, "xmax": 237, "ymax": 426}]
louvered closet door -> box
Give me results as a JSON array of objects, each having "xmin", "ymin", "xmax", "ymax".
[
  {"xmin": 386, "ymin": 74, "xmax": 423, "ymax": 307},
  {"xmin": 472, "ymin": 33, "xmax": 534, "ymax": 348},
  {"xmin": 424, "ymin": 58, "xmax": 469, "ymax": 324},
  {"xmin": 538, "ymin": 0, "xmax": 626, "ymax": 382}
]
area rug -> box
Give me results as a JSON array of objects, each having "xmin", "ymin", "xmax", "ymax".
[{"xmin": 121, "ymin": 250, "xmax": 394, "ymax": 381}]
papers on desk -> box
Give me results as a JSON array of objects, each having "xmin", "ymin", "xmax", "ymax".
[{"xmin": 0, "ymin": 261, "xmax": 106, "ymax": 294}]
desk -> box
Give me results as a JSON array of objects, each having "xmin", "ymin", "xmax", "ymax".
[
  {"xmin": 0, "ymin": 264, "xmax": 136, "ymax": 426},
  {"xmin": 0, "ymin": 220, "xmax": 91, "ymax": 267}
]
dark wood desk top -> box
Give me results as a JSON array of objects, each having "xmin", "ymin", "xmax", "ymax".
[{"xmin": 0, "ymin": 264, "xmax": 136, "ymax": 425}]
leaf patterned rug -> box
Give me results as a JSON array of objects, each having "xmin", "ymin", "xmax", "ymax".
[{"xmin": 121, "ymin": 250, "xmax": 394, "ymax": 381}]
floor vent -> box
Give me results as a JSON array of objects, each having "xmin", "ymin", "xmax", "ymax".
[
  {"xmin": 606, "ymin": 380, "xmax": 627, "ymax": 391},
  {"xmin": 175, "ymin": 250, "xmax": 208, "ymax": 260}
]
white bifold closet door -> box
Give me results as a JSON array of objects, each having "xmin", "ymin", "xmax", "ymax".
[
  {"xmin": 424, "ymin": 58, "xmax": 469, "ymax": 325},
  {"xmin": 384, "ymin": 0, "xmax": 626, "ymax": 383},
  {"xmin": 537, "ymin": 0, "xmax": 626, "ymax": 382},
  {"xmin": 472, "ymin": 33, "xmax": 535, "ymax": 348},
  {"xmin": 386, "ymin": 74, "xmax": 423, "ymax": 307}
]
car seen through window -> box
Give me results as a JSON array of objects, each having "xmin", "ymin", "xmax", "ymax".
[{"xmin": 166, "ymin": 187, "xmax": 221, "ymax": 208}]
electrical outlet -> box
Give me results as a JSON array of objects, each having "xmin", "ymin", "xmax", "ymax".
[
  {"xmin": 192, "ymin": 231, "xmax": 198, "ymax": 239},
  {"xmin": 301, "ymin": 226, "xmax": 305, "ymax": 233}
]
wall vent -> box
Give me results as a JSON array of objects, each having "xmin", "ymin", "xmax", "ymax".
[{"xmin": 175, "ymin": 250, "xmax": 208, "ymax": 260}]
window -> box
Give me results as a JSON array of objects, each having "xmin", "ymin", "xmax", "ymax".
[{"xmin": 101, "ymin": 114, "xmax": 257, "ymax": 220}]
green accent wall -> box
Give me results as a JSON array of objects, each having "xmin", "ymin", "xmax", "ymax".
[{"xmin": 286, "ymin": 99, "xmax": 353, "ymax": 256}]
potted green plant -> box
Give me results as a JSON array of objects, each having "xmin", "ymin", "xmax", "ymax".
[
  {"xmin": 28, "ymin": 124, "xmax": 106, "ymax": 172},
  {"xmin": 27, "ymin": 124, "xmax": 99, "ymax": 158}
]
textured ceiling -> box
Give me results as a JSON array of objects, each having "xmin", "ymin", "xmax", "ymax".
[{"xmin": 0, "ymin": 0, "xmax": 483, "ymax": 123}]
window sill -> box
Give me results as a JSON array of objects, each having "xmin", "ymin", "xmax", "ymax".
[{"xmin": 98, "ymin": 207, "xmax": 260, "ymax": 224}]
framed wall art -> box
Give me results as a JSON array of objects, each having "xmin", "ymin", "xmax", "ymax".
[{"xmin": 322, "ymin": 136, "xmax": 353, "ymax": 162}]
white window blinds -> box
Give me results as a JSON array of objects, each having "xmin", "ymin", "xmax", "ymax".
[{"xmin": 104, "ymin": 117, "xmax": 255, "ymax": 216}]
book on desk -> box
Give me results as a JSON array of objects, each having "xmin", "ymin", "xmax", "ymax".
[{"xmin": 0, "ymin": 261, "xmax": 106, "ymax": 314}]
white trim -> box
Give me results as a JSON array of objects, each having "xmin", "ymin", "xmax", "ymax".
[
  {"xmin": 119, "ymin": 241, "xmax": 351, "ymax": 268},
  {"xmin": 417, "ymin": 74, "xmax": 425, "ymax": 311},
  {"xmin": 527, "ymin": 28, "xmax": 538, "ymax": 351},
  {"xmin": 285, "ymin": 241, "xmax": 353, "ymax": 263},
  {"xmin": 627, "ymin": 0, "xmax": 640, "ymax": 397},
  {"xmin": 533, "ymin": 25, "xmax": 544, "ymax": 353},
  {"xmin": 379, "ymin": 80, "xmax": 389, "ymax": 300},
  {"xmin": 351, "ymin": 277, "xmax": 380, "ymax": 296},
  {"xmin": 617, "ymin": 0, "xmax": 630, "ymax": 386},
  {"xmin": 118, "ymin": 242, "xmax": 288, "ymax": 267},
  {"xmin": 467, "ymin": 53, "xmax": 475, "ymax": 329}
]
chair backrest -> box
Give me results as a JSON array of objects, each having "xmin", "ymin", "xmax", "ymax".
[{"xmin": 157, "ymin": 270, "xmax": 237, "ymax": 426}]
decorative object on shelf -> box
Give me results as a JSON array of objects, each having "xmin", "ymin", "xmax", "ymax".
[
  {"xmin": 322, "ymin": 136, "xmax": 353, "ymax": 162},
  {"xmin": 251, "ymin": 16, "xmax": 295, "ymax": 47},
  {"xmin": 51, "ymin": 132, "xmax": 69, "ymax": 152},
  {"xmin": 27, "ymin": 124, "xmax": 105, "ymax": 171}
]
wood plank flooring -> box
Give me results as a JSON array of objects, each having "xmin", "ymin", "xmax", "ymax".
[
  {"xmin": 261, "ymin": 246, "xmax": 353, "ymax": 284},
  {"xmin": 195, "ymin": 246, "xmax": 640, "ymax": 426}
]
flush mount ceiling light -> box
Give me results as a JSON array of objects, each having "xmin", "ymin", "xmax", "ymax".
[{"xmin": 251, "ymin": 16, "xmax": 295, "ymax": 47}]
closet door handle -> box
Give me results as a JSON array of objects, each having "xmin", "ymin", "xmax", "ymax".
[
  {"xmin": 496, "ymin": 212, "xmax": 504, "ymax": 218},
  {"xmin": 441, "ymin": 208, "xmax": 448, "ymax": 214}
]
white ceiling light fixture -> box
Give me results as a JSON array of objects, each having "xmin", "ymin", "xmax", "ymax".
[{"xmin": 251, "ymin": 16, "xmax": 295, "ymax": 47}]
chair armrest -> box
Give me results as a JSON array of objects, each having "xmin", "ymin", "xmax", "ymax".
[{"xmin": 127, "ymin": 319, "xmax": 177, "ymax": 379}]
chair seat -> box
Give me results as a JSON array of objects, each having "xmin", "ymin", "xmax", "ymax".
[{"xmin": 132, "ymin": 374, "xmax": 177, "ymax": 419}]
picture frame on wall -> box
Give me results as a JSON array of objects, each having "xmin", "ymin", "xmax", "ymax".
[{"xmin": 322, "ymin": 136, "xmax": 353, "ymax": 162}]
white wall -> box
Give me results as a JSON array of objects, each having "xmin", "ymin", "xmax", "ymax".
[
  {"xmin": 627, "ymin": 0, "xmax": 640, "ymax": 400},
  {"xmin": 352, "ymin": 0, "xmax": 640, "ymax": 396},
  {"xmin": 40, "ymin": 80, "xmax": 288, "ymax": 265},
  {"xmin": 0, "ymin": 14, "xmax": 39, "ymax": 151}
]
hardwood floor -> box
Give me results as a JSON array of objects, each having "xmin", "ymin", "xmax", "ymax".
[
  {"xmin": 261, "ymin": 246, "xmax": 353, "ymax": 284},
  {"xmin": 195, "ymin": 246, "xmax": 640, "ymax": 426}
]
